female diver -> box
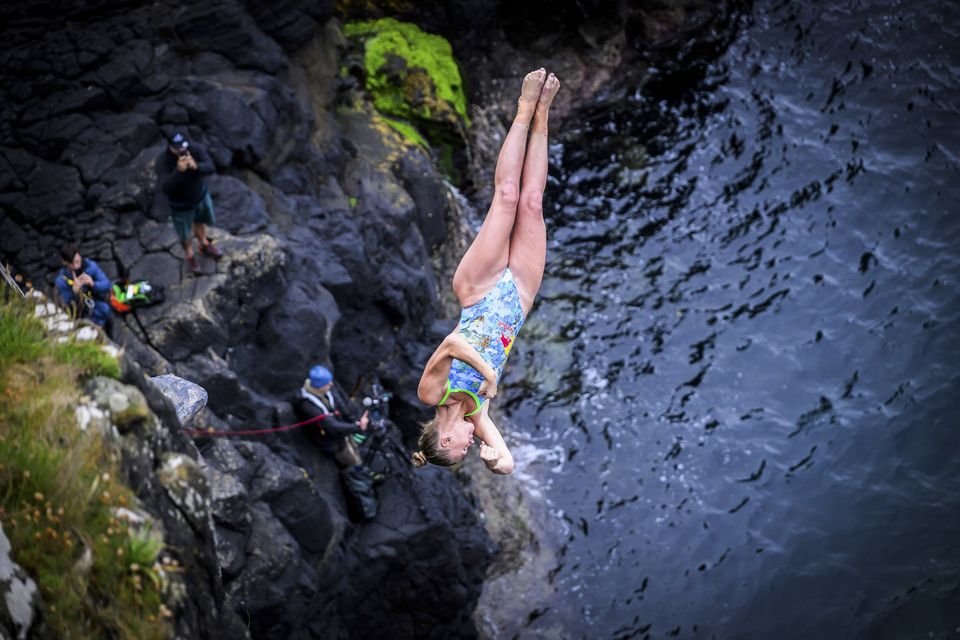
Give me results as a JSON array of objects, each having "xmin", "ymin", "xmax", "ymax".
[{"xmin": 413, "ymin": 68, "xmax": 561, "ymax": 474}]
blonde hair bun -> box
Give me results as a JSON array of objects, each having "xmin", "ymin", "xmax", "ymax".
[{"xmin": 411, "ymin": 451, "xmax": 427, "ymax": 468}]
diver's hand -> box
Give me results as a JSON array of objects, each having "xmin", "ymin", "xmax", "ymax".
[
  {"xmin": 479, "ymin": 443, "xmax": 500, "ymax": 469},
  {"xmin": 478, "ymin": 378, "xmax": 497, "ymax": 399}
]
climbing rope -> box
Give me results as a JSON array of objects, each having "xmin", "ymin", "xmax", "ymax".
[
  {"xmin": 183, "ymin": 413, "xmax": 329, "ymax": 437},
  {"xmin": 0, "ymin": 263, "xmax": 25, "ymax": 298}
]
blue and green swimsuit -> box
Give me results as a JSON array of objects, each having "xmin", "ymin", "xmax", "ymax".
[{"xmin": 439, "ymin": 268, "xmax": 526, "ymax": 416}]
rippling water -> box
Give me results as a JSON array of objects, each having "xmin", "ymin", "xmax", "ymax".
[{"xmin": 497, "ymin": 1, "xmax": 960, "ymax": 637}]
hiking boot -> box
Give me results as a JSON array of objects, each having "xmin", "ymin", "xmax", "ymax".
[
  {"xmin": 186, "ymin": 255, "xmax": 201, "ymax": 274},
  {"xmin": 199, "ymin": 241, "xmax": 222, "ymax": 259}
]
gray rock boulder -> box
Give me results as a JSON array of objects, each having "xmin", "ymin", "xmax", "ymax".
[
  {"xmin": 151, "ymin": 374, "xmax": 209, "ymax": 426},
  {"xmin": 0, "ymin": 523, "xmax": 45, "ymax": 640}
]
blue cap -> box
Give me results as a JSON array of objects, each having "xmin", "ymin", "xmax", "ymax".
[
  {"xmin": 309, "ymin": 365, "xmax": 333, "ymax": 388},
  {"xmin": 169, "ymin": 132, "xmax": 189, "ymax": 149}
]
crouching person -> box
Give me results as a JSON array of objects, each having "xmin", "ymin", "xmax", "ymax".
[
  {"xmin": 293, "ymin": 365, "xmax": 370, "ymax": 466},
  {"xmin": 54, "ymin": 243, "xmax": 112, "ymax": 331}
]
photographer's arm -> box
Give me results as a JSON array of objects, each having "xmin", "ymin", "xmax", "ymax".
[
  {"xmin": 331, "ymin": 388, "xmax": 369, "ymax": 431},
  {"xmin": 191, "ymin": 146, "xmax": 215, "ymax": 174},
  {"xmin": 320, "ymin": 414, "xmax": 362, "ymax": 437},
  {"xmin": 417, "ymin": 333, "xmax": 497, "ymax": 406}
]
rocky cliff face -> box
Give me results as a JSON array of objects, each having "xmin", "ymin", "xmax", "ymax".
[
  {"xmin": 1, "ymin": 1, "xmax": 488, "ymax": 636},
  {"xmin": 0, "ymin": 0, "xmax": 744, "ymax": 636},
  {"xmin": 2, "ymin": 294, "xmax": 246, "ymax": 638}
]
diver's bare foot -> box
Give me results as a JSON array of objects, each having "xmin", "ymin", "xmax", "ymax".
[
  {"xmin": 531, "ymin": 72, "xmax": 560, "ymax": 134},
  {"xmin": 516, "ymin": 67, "xmax": 546, "ymax": 125}
]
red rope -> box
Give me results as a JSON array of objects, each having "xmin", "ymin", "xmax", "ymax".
[{"xmin": 183, "ymin": 413, "xmax": 329, "ymax": 437}]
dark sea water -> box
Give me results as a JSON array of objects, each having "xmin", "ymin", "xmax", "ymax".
[{"xmin": 497, "ymin": 1, "xmax": 960, "ymax": 637}]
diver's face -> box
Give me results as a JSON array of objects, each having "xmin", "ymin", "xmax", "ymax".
[{"xmin": 440, "ymin": 419, "xmax": 475, "ymax": 462}]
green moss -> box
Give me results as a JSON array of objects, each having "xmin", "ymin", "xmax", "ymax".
[
  {"xmin": 436, "ymin": 144, "xmax": 460, "ymax": 185},
  {"xmin": 343, "ymin": 18, "xmax": 470, "ymax": 183},
  {"xmin": 0, "ymin": 291, "xmax": 170, "ymax": 639},
  {"xmin": 381, "ymin": 116, "xmax": 430, "ymax": 149},
  {"xmin": 343, "ymin": 18, "xmax": 469, "ymax": 124}
]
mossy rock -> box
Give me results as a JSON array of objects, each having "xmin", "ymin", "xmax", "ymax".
[{"xmin": 343, "ymin": 18, "xmax": 469, "ymax": 182}]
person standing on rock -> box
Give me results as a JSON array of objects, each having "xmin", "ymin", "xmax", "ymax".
[
  {"xmin": 414, "ymin": 68, "xmax": 561, "ymax": 474},
  {"xmin": 54, "ymin": 243, "xmax": 113, "ymax": 330},
  {"xmin": 156, "ymin": 132, "xmax": 223, "ymax": 274},
  {"xmin": 293, "ymin": 365, "xmax": 371, "ymax": 467}
]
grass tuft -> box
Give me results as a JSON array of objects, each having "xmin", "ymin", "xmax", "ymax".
[{"xmin": 0, "ymin": 288, "xmax": 170, "ymax": 639}]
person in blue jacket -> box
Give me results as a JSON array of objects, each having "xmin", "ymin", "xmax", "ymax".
[{"xmin": 54, "ymin": 243, "xmax": 112, "ymax": 329}]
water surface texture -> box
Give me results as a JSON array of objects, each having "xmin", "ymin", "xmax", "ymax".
[{"xmin": 499, "ymin": 1, "xmax": 960, "ymax": 637}]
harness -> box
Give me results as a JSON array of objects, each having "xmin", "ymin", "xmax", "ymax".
[
  {"xmin": 61, "ymin": 275, "xmax": 97, "ymax": 311},
  {"xmin": 300, "ymin": 388, "xmax": 341, "ymax": 438}
]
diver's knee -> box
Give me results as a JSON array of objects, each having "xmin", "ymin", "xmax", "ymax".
[
  {"xmin": 519, "ymin": 189, "xmax": 544, "ymax": 216},
  {"xmin": 496, "ymin": 181, "xmax": 520, "ymax": 207}
]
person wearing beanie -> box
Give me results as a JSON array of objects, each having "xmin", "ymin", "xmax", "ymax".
[
  {"xmin": 293, "ymin": 365, "xmax": 370, "ymax": 466},
  {"xmin": 155, "ymin": 131, "xmax": 223, "ymax": 274}
]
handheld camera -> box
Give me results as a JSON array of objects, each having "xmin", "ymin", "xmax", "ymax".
[{"xmin": 362, "ymin": 383, "xmax": 392, "ymax": 430}]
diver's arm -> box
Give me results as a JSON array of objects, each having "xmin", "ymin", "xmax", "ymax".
[
  {"xmin": 444, "ymin": 333, "xmax": 497, "ymax": 395},
  {"xmin": 417, "ymin": 333, "xmax": 497, "ymax": 405},
  {"xmin": 473, "ymin": 402, "xmax": 513, "ymax": 475}
]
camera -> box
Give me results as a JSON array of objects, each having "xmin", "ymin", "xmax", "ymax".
[
  {"xmin": 177, "ymin": 141, "xmax": 191, "ymax": 158},
  {"xmin": 362, "ymin": 383, "xmax": 392, "ymax": 430}
]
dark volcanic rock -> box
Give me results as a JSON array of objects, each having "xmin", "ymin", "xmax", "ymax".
[
  {"xmin": 161, "ymin": 1, "xmax": 288, "ymax": 74},
  {"xmin": 245, "ymin": 0, "xmax": 336, "ymax": 51},
  {"xmin": 207, "ymin": 175, "xmax": 270, "ymax": 234},
  {"xmin": 229, "ymin": 278, "xmax": 340, "ymax": 397}
]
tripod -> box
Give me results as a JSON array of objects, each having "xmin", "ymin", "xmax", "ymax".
[{"xmin": 358, "ymin": 422, "xmax": 409, "ymax": 481}]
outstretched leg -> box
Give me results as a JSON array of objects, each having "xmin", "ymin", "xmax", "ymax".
[
  {"xmin": 453, "ymin": 68, "xmax": 546, "ymax": 307},
  {"xmin": 510, "ymin": 72, "xmax": 560, "ymax": 315}
]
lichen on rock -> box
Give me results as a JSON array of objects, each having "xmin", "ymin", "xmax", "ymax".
[
  {"xmin": 0, "ymin": 522, "xmax": 43, "ymax": 640},
  {"xmin": 343, "ymin": 17, "xmax": 469, "ymax": 180},
  {"xmin": 344, "ymin": 17, "xmax": 468, "ymax": 123}
]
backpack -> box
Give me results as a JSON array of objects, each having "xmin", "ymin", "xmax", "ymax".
[{"xmin": 109, "ymin": 280, "xmax": 165, "ymax": 313}]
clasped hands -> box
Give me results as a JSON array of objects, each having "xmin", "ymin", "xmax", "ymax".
[
  {"xmin": 176, "ymin": 154, "xmax": 198, "ymax": 172},
  {"xmin": 478, "ymin": 378, "xmax": 498, "ymax": 399},
  {"xmin": 71, "ymin": 272, "xmax": 93, "ymax": 294},
  {"xmin": 479, "ymin": 442, "xmax": 501, "ymax": 470}
]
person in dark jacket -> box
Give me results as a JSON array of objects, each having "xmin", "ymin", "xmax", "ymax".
[
  {"xmin": 54, "ymin": 243, "xmax": 112, "ymax": 329},
  {"xmin": 156, "ymin": 132, "xmax": 223, "ymax": 274},
  {"xmin": 293, "ymin": 365, "xmax": 370, "ymax": 466}
]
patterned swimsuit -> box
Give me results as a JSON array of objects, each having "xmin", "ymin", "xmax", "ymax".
[{"xmin": 440, "ymin": 268, "xmax": 526, "ymax": 416}]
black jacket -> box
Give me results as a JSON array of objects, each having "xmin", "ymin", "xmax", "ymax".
[
  {"xmin": 156, "ymin": 143, "xmax": 214, "ymax": 209},
  {"xmin": 293, "ymin": 386, "xmax": 362, "ymax": 451}
]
